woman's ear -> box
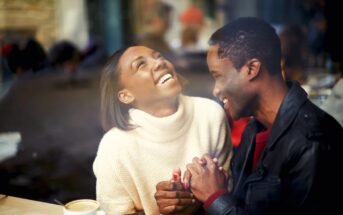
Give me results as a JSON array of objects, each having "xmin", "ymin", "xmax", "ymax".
[
  {"xmin": 117, "ymin": 89, "xmax": 135, "ymax": 104},
  {"xmin": 245, "ymin": 58, "xmax": 261, "ymax": 81}
]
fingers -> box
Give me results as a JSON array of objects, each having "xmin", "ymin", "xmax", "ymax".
[
  {"xmin": 156, "ymin": 181, "xmax": 174, "ymax": 191},
  {"xmin": 159, "ymin": 205, "xmax": 188, "ymax": 214},
  {"xmin": 171, "ymin": 168, "xmax": 181, "ymax": 183},
  {"xmin": 183, "ymin": 170, "xmax": 191, "ymax": 190},
  {"xmin": 154, "ymin": 190, "xmax": 193, "ymax": 199},
  {"xmin": 186, "ymin": 162, "xmax": 200, "ymax": 176},
  {"xmin": 201, "ymin": 154, "xmax": 224, "ymax": 172},
  {"xmin": 202, "ymin": 154, "xmax": 216, "ymax": 166},
  {"xmin": 156, "ymin": 180, "xmax": 185, "ymax": 191}
]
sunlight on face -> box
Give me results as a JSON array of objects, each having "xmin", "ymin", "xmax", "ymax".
[{"xmin": 118, "ymin": 46, "xmax": 182, "ymax": 107}]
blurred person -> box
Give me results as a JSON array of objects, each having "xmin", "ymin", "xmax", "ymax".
[
  {"xmin": 93, "ymin": 45, "xmax": 232, "ymax": 215},
  {"xmin": 136, "ymin": 2, "xmax": 173, "ymax": 53},
  {"xmin": 179, "ymin": 5, "xmax": 204, "ymax": 51},
  {"xmin": 324, "ymin": 0, "xmax": 343, "ymax": 74},
  {"xmin": 155, "ymin": 17, "xmax": 343, "ymax": 215},
  {"xmin": 19, "ymin": 38, "xmax": 47, "ymax": 74},
  {"xmin": 307, "ymin": 12, "xmax": 326, "ymax": 68},
  {"xmin": 280, "ymin": 24, "xmax": 308, "ymax": 84},
  {"xmin": 48, "ymin": 40, "xmax": 80, "ymax": 84},
  {"xmin": 1, "ymin": 40, "xmax": 14, "ymax": 80},
  {"xmin": 1, "ymin": 38, "xmax": 47, "ymax": 86}
]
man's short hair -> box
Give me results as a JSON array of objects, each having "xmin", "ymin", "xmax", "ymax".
[{"xmin": 209, "ymin": 17, "xmax": 282, "ymax": 75}]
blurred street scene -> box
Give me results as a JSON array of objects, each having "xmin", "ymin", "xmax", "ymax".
[{"xmin": 1, "ymin": 0, "xmax": 342, "ymax": 204}]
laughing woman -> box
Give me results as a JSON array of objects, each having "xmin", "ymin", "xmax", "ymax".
[{"xmin": 93, "ymin": 46, "xmax": 231, "ymax": 215}]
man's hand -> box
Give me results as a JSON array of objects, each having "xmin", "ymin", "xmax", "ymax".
[
  {"xmin": 154, "ymin": 169, "xmax": 196, "ymax": 214},
  {"xmin": 186, "ymin": 154, "xmax": 228, "ymax": 202}
]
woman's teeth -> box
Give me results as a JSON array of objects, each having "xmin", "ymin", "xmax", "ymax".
[{"xmin": 158, "ymin": 73, "xmax": 172, "ymax": 84}]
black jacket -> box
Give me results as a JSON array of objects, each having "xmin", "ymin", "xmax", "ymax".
[{"xmin": 207, "ymin": 81, "xmax": 343, "ymax": 215}]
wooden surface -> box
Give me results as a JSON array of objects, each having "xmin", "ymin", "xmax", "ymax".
[{"xmin": 0, "ymin": 195, "xmax": 63, "ymax": 215}]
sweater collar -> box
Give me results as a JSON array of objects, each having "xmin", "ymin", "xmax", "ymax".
[{"xmin": 128, "ymin": 94, "xmax": 193, "ymax": 142}]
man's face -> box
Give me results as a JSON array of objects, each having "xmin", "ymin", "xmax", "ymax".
[{"xmin": 207, "ymin": 44, "xmax": 253, "ymax": 120}]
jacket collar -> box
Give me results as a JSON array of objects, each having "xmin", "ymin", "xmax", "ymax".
[
  {"xmin": 267, "ymin": 80, "xmax": 308, "ymax": 150},
  {"xmin": 232, "ymin": 81, "xmax": 308, "ymax": 190}
]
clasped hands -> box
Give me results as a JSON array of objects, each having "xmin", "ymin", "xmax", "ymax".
[{"xmin": 154, "ymin": 154, "xmax": 228, "ymax": 214}]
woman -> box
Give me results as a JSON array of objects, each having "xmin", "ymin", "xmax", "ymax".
[{"xmin": 93, "ymin": 46, "xmax": 231, "ymax": 215}]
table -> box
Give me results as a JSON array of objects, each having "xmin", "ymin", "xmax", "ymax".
[{"xmin": 0, "ymin": 195, "xmax": 63, "ymax": 215}]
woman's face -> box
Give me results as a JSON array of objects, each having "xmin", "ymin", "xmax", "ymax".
[{"xmin": 117, "ymin": 46, "xmax": 182, "ymax": 107}]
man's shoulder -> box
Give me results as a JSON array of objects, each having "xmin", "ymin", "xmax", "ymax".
[
  {"xmin": 286, "ymin": 100, "xmax": 343, "ymax": 146},
  {"xmin": 298, "ymin": 100, "xmax": 342, "ymax": 131}
]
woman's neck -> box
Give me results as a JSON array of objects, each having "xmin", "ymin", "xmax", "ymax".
[{"xmin": 134, "ymin": 97, "xmax": 179, "ymax": 117}]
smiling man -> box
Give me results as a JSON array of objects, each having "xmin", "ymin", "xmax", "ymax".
[
  {"xmin": 155, "ymin": 17, "xmax": 343, "ymax": 215},
  {"xmin": 188, "ymin": 17, "xmax": 343, "ymax": 215}
]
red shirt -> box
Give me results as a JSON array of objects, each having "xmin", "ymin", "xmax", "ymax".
[{"xmin": 252, "ymin": 128, "xmax": 271, "ymax": 170}]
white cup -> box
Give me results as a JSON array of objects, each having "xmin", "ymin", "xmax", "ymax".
[{"xmin": 63, "ymin": 199, "xmax": 105, "ymax": 215}]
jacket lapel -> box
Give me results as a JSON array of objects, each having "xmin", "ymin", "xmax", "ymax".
[
  {"xmin": 266, "ymin": 81, "xmax": 308, "ymax": 152},
  {"xmin": 233, "ymin": 120, "xmax": 258, "ymax": 193}
]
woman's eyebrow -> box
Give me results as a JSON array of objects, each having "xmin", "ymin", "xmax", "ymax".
[
  {"xmin": 152, "ymin": 50, "xmax": 160, "ymax": 57},
  {"xmin": 130, "ymin": 56, "xmax": 144, "ymax": 69}
]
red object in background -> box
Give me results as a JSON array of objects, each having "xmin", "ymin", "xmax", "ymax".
[
  {"xmin": 1, "ymin": 43, "xmax": 13, "ymax": 56},
  {"xmin": 179, "ymin": 6, "xmax": 204, "ymax": 25}
]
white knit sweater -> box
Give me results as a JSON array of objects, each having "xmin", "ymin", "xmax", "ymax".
[{"xmin": 93, "ymin": 95, "xmax": 232, "ymax": 215}]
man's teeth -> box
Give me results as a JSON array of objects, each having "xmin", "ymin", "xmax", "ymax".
[
  {"xmin": 158, "ymin": 74, "xmax": 172, "ymax": 84},
  {"xmin": 222, "ymin": 98, "xmax": 229, "ymax": 104}
]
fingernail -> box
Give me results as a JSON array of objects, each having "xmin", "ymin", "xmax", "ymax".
[
  {"xmin": 184, "ymin": 181, "xmax": 189, "ymax": 190},
  {"xmin": 173, "ymin": 173, "xmax": 178, "ymax": 181},
  {"xmin": 192, "ymin": 199, "xmax": 196, "ymax": 203}
]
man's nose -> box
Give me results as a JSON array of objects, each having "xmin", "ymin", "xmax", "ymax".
[{"xmin": 212, "ymin": 87, "xmax": 220, "ymax": 98}]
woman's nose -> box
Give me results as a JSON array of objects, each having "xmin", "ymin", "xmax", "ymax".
[{"xmin": 153, "ymin": 58, "xmax": 166, "ymax": 71}]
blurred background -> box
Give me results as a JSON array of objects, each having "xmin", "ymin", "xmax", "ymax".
[{"xmin": 1, "ymin": 0, "xmax": 342, "ymax": 204}]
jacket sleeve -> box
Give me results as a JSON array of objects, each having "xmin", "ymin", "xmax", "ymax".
[
  {"xmin": 206, "ymin": 139, "xmax": 321, "ymax": 215},
  {"xmin": 206, "ymin": 192, "xmax": 242, "ymax": 215},
  {"xmin": 213, "ymin": 105, "xmax": 233, "ymax": 172}
]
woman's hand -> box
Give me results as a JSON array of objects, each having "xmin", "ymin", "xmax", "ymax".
[{"xmin": 154, "ymin": 168, "xmax": 196, "ymax": 214}]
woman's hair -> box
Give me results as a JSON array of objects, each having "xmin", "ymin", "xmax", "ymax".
[{"xmin": 100, "ymin": 47, "xmax": 133, "ymax": 131}]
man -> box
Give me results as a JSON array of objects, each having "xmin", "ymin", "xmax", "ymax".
[{"xmin": 155, "ymin": 17, "xmax": 343, "ymax": 215}]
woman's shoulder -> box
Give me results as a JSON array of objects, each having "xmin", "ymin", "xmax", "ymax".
[
  {"xmin": 98, "ymin": 128, "xmax": 136, "ymax": 153},
  {"xmin": 183, "ymin": 95, "xmax": 225, "ymax": 115}
]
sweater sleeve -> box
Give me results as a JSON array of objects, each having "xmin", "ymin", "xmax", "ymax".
[
  {"xmin": 213, "ymin": 103, "xmax": 232, "ymax": 172},
  {"xmin": 93, "ymin": 134, "xmax": 136, "ymax": 215}
]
